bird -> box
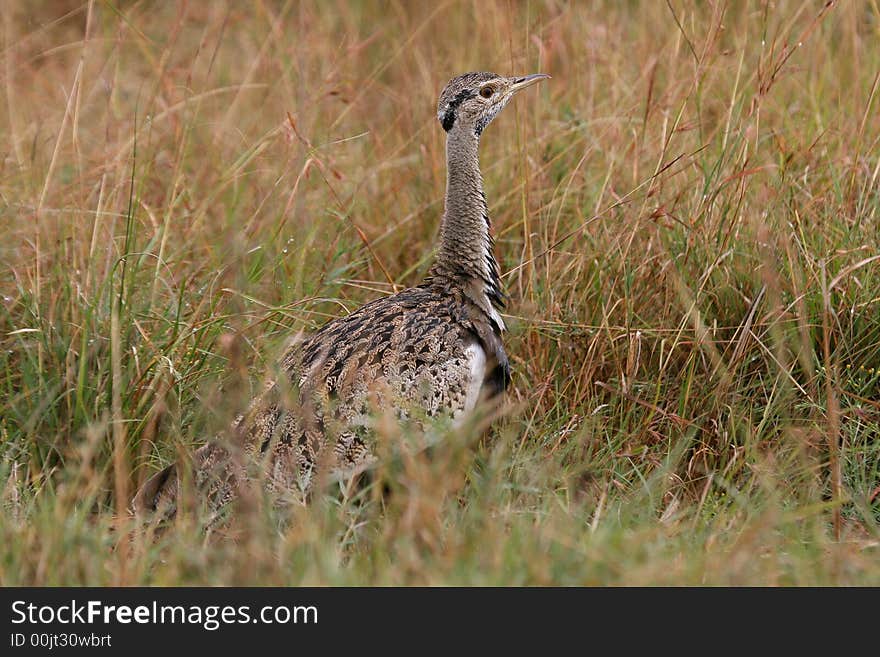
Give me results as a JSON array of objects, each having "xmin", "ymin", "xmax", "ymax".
[{"xmin": 132, "ymin": 71, "xmax": 550, "ymax": 519}]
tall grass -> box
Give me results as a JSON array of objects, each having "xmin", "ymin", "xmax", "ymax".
[{"xmin": 1, "ymin": 0, "xmax": 879, "ymax": 585}]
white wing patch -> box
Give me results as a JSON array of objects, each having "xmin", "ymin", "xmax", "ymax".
[{"xmin": 460, "ymin": 343, "xmax": 487, "ymax": 419}]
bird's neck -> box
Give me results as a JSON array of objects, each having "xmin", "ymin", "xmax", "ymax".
[{"xmin": 429, "ymin": 128, "xmax": 504, "ymax": 329}]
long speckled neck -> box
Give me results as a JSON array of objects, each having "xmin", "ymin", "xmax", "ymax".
[{"xmin": 429, "ymin": 127, "xmax": 503, "ymax": 322}]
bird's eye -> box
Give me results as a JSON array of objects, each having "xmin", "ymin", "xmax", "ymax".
[{"xmin": 479, "ymin": 86, "xmax": 494, "ymax": 99}]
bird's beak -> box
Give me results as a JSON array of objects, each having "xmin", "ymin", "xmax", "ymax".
[{"xmin": 509, "ymin": 73, "xmax": 551, "ymax": 93}]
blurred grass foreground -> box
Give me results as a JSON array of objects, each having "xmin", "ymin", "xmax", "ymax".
[{"xmin": 2, "ymin": 1, "xmax": 880, "ymax": 584}]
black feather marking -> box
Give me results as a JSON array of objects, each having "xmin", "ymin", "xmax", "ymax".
[
  {"xmin": 441, "ymin": 109, "xmax": 456, "ymax": 132},
  {"xmin": 487, "ymin": 359, "xmax": 511, "ymax": 397},
  {"xmin": 441, "ymin": 88, "xmax": 476, "ymax": 132}
]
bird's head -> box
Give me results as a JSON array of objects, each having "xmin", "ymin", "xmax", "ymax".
[{"xmin": 437, "ymin": 71, "xmax": 550, "ymax": 137}]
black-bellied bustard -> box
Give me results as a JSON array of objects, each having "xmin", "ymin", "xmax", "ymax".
[{"xmin": 133, "ymin": 71, "xmax": 550, "ymax": 518}]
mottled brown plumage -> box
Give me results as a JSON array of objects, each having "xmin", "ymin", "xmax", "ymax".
[{"xmin": 133, "ymin": 71, "xmax": 549, "ymax": 519}]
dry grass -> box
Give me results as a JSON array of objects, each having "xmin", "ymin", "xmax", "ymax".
[{"xmin": 2, "ymin": 0, "xmax": 879, "ymax": 585}]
